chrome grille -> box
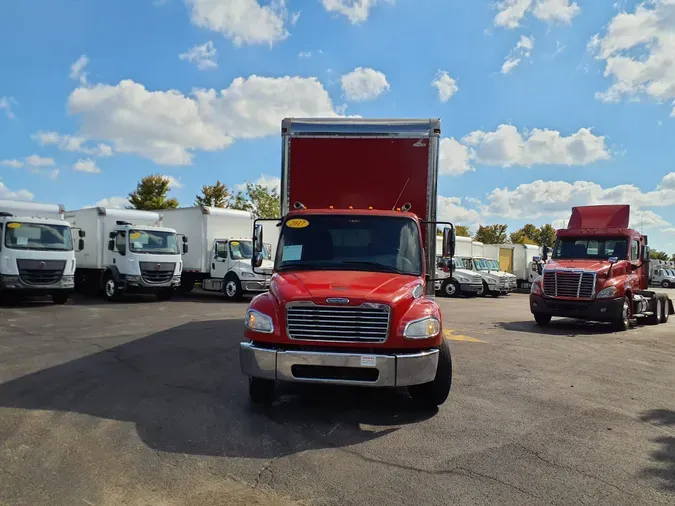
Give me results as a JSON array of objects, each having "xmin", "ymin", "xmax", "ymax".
[
  {"xmin": 139, "ymin": 261, "xmax": 175, "ymax": 284},
  {"xmin": 543, "ymin": 271, "xmax": 595, "ymax": 299},
  {"xmin": 286, "ymin": 303, "xmax": 390, "ymax": 343}
]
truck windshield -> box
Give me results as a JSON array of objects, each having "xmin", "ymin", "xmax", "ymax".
[
  {"xmin": 475, "ymin": 258, "xmax": 500, "ymax": 271},
  {"xmin": 553, "ymin": 237, "xmax": 628, "ymax": 260},
  {"xmin": 230, "ymin": 240, "xmax": 270, "ymax": 260},
  {"xmin": 128, "ymin": 229, "xmax": 179, "ymax": 254},
  {"xmin": 275, "ymin": 214, "xmax": 423, "ymax": 276},
  {"xmin": 4, "ymin": 222, "xmax": 73, "ymax": 251},
  {"xmin": 453, "ymin": 257, "xmax": 467, "ymax": 269}
]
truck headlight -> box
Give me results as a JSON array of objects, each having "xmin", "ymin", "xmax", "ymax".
[
  {"xmin": 597, "ymin": 286, "xmax": 618, "ymax": 299},
  {"xmin": 240, "ymin": 271, "xmax": 255, "ymax": 278},
  {"xmin": 403, "ymin": 316, "xmax": 440, "ymax": 339},
  {"xmin": 126, "ymin": 275, "xmax": 141, "ymax": 282},
  {"xmin": 244, "ymin": 309, "xmax": 274, "ymax": 333},
  {"xmin": 530, "ymin": 279, "xmax": 542, "ymax": 295}
]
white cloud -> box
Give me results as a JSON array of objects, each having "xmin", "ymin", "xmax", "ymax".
[
  {"xmin": 501, "ymin": 35, "xmax": 535, "ymax": 74},
  {"xmin": 340, "ymin": 67, "xmax": 390, "ymax": 101},
  {"xmin": 185, "ymin": 0, "xmax": 289, "ymax": 46},
  {"xmin": 431, "ymin": 71, "xmax": 459, "ymax": 102},
  {"xmin": 494, "ymin": 0, "xmax": 580, "ymax": 28},
  {"xmin": 32, "ymin": 131, "xmax": 113, "ymax": 157},
  {"xmin": 67, "ymin": 75, "xmax": 343, "ymax": 165},
  {"xmin": 24, "ymin": 155, "xmax": 55, "ymax": 167},
  {"xmin": 439, "ymin": 138, "xmax": 474, "ymax": 176},
  {"xmin": 92, "ymin": 196, "xmax": 130, "ymax": 209},
  {"xmin": 0, "ymin": 96, "xmax": 17, "ymax": 120},
  {"xmin": 48, "ymin": 168, "xmax": 60, "ymax": 180},
  {"xmin": 589, "ymin": 1, "xmax": 675, "ymax": 116},
  {"xmin": 322, "ymin": 0, "xmax": 391, "ymax": 24},
  {"xmin": 179, "ymin": 41, "xmax": 218, "ymax": 70},
  {"xmin": 235, "ymin": 174, "xmax": 281, "ymax": 193},
  {"xmin": 0, "ymin": 181, "xmax": 33, "ymax": 201},
  {"xmin": 73, "ymin": 158, "xmax": 101, "ymax": 174},
  {"xmin": 482, "ymin": 173, "xmax": 675, "ymax": 224},
  {"xmin": 460, "ymin": 124, "xmax": 610, "ymax": 167},
  {"xmin": 163, "ymin": 174, "xmax": 184, "ymax": 189},
  {"xmin": 437, "ymin": 196, "xmax": 482, "ymax": 227},
  {"xmin": 70, "ymin": 55, "xmax": 89, "ymax": 86},
  {"xmin": 1, "ymin": 159, "xmax": 24, "ymax": 168},
  {"xmin": 298, "ymin": 50, "xmax": 322, "ymax": 59}
]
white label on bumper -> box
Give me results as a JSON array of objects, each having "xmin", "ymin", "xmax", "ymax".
[{"xmin": 360, "ymin": 355, "xmax": 376, "ymax": 367}]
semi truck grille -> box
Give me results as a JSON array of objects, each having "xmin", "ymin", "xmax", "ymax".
[
  {"xmin": 543, "ymin": 271, "xmax": 595, "ymax": 299},
  {"xmin": 16, "ymin": 259, "xmax": 65, "ymax": 286},
  {"xmin": 139, "ymin": 262, "xmax": 175, "ymax": 284},
  {"xmin": 286, "ymin": 303, "xmax": 391, "ymax": 343}
]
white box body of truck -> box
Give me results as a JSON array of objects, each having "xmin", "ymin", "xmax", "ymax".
[
  {"xmin": 65, "ymin": 207, "xmax": 185, "ymax": 301},
  {"xmin": 482, "ymin": 243, "xmax": 540, "ymax": 290},
  {"xmin": 0, "ymin": 199, "xmax": 83, "ymax": 304},
  {"xmin": 160, "ymin": 206, "xmax": 276, "ymax": 300}
]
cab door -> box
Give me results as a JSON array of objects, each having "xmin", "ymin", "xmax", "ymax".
[{"xmin": 211, "ymin": 240, "xmax": 229, "ymax": 279}]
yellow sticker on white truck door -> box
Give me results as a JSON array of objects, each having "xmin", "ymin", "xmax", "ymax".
[{"xmin": 286, "ymin": 218, "xmax": 309, "ymax": 228}]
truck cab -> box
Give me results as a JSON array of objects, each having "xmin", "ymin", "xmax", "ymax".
[
  {"xmin": 460, "ymin": 256, "xmax": 516, "ymax": 296},
  {"xmin": 1, "ymin": 200, "xmax": 85, "ymax": 305},
  {"xmin": 435, "ymin": 255, "xmax": 483, "ymax": 297},
  {"xmin": 530, "ymin": 204, "xmax": 673, "ymax": 330},
  {"xmin": 207, "ymin": 237, "xmax": 274, "ymax": 299},
  {"xmin": 650, "ymin": 263, "xmax": 675, "ymax": 288}
]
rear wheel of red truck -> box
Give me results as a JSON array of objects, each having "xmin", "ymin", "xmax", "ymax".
[
  {"xmin": 408, "ymin": 338, "xmax": 452, "ymax": 408},
  {"xmin": 249, "ymin": 377, "xmax": 275, "ymax": 404}
]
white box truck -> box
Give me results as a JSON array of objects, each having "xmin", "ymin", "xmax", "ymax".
[
  {"xmin": 456, "ymin": 237, "xmax": 515, "ymax": 296},
  {"xmin": 482, "ymin": 243, "xmax": 543, "ymax": 290},
  {"xmin": 1, "ymin": 199, "xmax": 85, "ymax": 304},
  {"xmin": 160, "ymin": 206, "xmax": 276, "ymax": 300},
  {"xmin": 64, "ymin": 207, "xmax": 186, "ymax": 302},
  {"xmin": 434, "ymin": 236, "xmax": 483, "ymax": 297}
]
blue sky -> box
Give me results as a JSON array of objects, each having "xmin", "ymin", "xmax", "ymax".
[{"xmin": 1, "ymin": 0, "xmax": 675, "ymax": 251}]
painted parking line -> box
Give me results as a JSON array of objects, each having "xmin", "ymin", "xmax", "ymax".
[{"xmin": 443, "ymin": 329, "xmax": 486, "ymax": 343}]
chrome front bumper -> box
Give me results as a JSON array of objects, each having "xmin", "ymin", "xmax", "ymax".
[
  {"xmin": 460, "ymin": 282, "xmax": 483, "ymax": 293},
  {"xmin": 242, "ymin": 277, "xmax": 271, "ymax": 292},
  {"xmin": 0, "ymin": 274, "xmax": 74, "ymax": 291},
  {"xmin": 240, "ymin": 342, "xmax": 440, "ymax": 387}
]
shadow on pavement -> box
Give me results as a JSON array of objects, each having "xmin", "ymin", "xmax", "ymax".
[
  {"xmin": 639, "ymin": 409, "xmax": 675, "ymax": 493},
  {"xmin": 0, "ymin": 319, "xmax": 434, "ymax": 458},
  {"xmin": 496, "ymin": 319, "xmax": 626, "ymax": 336}
]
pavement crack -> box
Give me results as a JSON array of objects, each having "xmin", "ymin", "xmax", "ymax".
[{"xmin": 512, "ymin": 442, "xmax": 640, "ymax": 498}]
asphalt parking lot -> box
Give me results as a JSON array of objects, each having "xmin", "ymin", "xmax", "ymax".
[{"xmin": 0, "ymin": 290, "xmax": 673, "ymax": 506}]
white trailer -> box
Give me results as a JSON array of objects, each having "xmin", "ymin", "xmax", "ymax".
[
  {"xmin": 64, "ymin": 207, "xmax": 186, "ymax": 302},
  {"xmin": 0, "ymin": 199, "xmax": 85, "ymax": 304},
  {"xmin": 160, "ymin": 206, "xmax": 276, "ymax": 300},
  {"xmin": 482, "ymin": 243, "xmax": 543, "ymax": 290}
]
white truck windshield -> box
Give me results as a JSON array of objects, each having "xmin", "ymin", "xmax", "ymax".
[
  {"xmin": 230, "ymin": 240, "xmax": 270, "ymax": 260},
  {"xmin": 128, "ymin": 229, "xmax": 179, "ymax": 254},
  {"xmin": 475, "ymin": 258, "xmax": 500, "ymax": 271},
  {"xmin": 276, "ymin": 214, "xmax": 423, "ymax": 276},
  {"xmin": 3, "ymin": 222, "xmax": 73, "ymax": 251}
]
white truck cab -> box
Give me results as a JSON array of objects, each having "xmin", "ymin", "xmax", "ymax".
[
  {"xmin": 209, "ymin": 237, "xmax": 274, "ymax": 299},
  {"xmin": 434, "ymin": 253, "xmax": 483, "ymax": 297},
  {"xmin": 651, "ymin": 265, "xmax": 675, "ymax": 288},
  {"xmin": 0, "ymin": 199, "xmax": 84, "ymax": 305},
  {"xmin": 66, "ymin": 207, "xmax": 186, "ymax": 302},
  {"xmin": 461, "ymin": 256, "xmax": 517, "ymax": 297}
]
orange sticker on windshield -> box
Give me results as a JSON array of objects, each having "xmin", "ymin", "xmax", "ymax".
[
  {"xmin": 130, "ymin": 232, "xmax": 141, "ymax": 240},
  {"xmin": 286, "ymin": 218, "xmax": 309, "ymax": 229},
  {"xmin": 7, "ymin": 223, "xmax": 20, "ymax": 229},
  {"xmin": 231, "ymin": 241, "xmax": 240, "ymax": 246}
]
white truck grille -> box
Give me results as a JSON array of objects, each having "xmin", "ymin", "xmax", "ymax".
[{"xmin": 286, "ymin": 303, "xmax": 390, "ymax": 343}]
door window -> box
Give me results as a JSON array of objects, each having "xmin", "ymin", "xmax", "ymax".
[
  {"xmin": 215, "ymin": 241, "xmax": 228, "ymax": 260},
  {"xmin": 631, "ymin": 239, "xmax": 639, "ymax": 261},
  {"xmin": 116, "ymin": 231, "xmax": 126, "ymax": 251}
]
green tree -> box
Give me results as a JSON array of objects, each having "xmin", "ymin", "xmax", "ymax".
[
  {"xmin": 455, "ymin": 225, "xmax": 471, "ymax": 237},
  {"xmin": 128, "ymin": 174, "xmax": 179, "ymax": 210},
  {"xmin": 671, "ymin": 253, "xmax": 675, "ymax": 262},
  {"xmin": 474, "ymin": 224, "xmax": 508, "ymax": 244},
  {"xmin": 229, "ymin": 183, "xmax": 280, "ymax": 219},
  {"xmin": 538, "ymin": 224, "xmax": 556, "ymax": 247},
  {"xmin": 510, "ymin": 224, "xmax": 540, "ymax": 245},
  {"xmin": 651, "ymin": 250, "xmax": 669, "ymax": 261},
  {"xmin": 194, "ymin": 180, "xmax": 230, "ymax": 207}
]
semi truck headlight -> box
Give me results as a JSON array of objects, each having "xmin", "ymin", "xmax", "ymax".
[
  {"xmin": 241, "ymin": 271, "xmax": 255, "ymax": 278},
  {"xmin": 403, "ymin": 316, "xmax": 440, "ymax": 339},
  {"xmin": 530, "ymin": 279, "xmax": 542, "ymax": 295},
  {"xmin": 597, "ymin": 286, "xmax": 618, "ymax": 299},
  {"xmin": 244, "ymin": 309, "xmax": 274, "ymax": 333}
]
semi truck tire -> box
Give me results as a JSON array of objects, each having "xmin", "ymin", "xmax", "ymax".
[
  {"xmin": 408, "ymin": 338, "xmax": 452, "ymax": 408},
  {"xmin": 249, "ymin": 377, "xmax": 275, "ymax": 404},
  {"xmin": 612, "ymin": 296, "xmax": 631, "ymax": 332},
  {"xmin": 662, "ymin": 280, "xmax": 671, "ymax": 288},
  {"xmin": 223, "ymin": 274, "xmax": 243, "ymax": 301},
  {"xmin": 442, "ymin": 279, "xmax": 461, "ymax": 297},
  {"xmin": 657, "ymin": 293, "xmax": 669, "ymax": 323},
  {"xmin": 103, "ymin": 274, "xmax": 123, "ymax": 302},
  {"xmin": 534, "ymin": 313, "xmax": 551, "ymax": 326},
  {"xmin": 647, "ymin": 296, "xmax": 661, "ymax": 325},
  {"xmin": 51, "ymin": 292, "xmax": 69, "ymax": 305}
]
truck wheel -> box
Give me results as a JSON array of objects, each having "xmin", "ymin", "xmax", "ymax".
[
  {"xmin": 156, "ymin": 288, "xmax": 174, "ymax": 302},
  {"xmin": 51, "ymin": 292, "xmax": 69, "ymax": 305},
  {"xmin": 662, "ymin": 280, "xmax": 671, "ymax": 288},
  {"xmin": 408, "ymin": 338, "xmax": 452, "ymax": 408},
  {"xmin": 223, "ymin": 274, "xmax": 243, "ymax": 301},
  {"xmin": 478, "ymin": 280, "xmax": 489, "ymax": 297},
  {"xmin": 103, "ymin": 274, "xmax": 123, "ymax": 302},
  {"xmin": 534, "ymin": 313, "xmax": 551, "ymax": 326},
  {"xmin": 658, "ymin": 293, "xmax": 669, "ymax": 323},
  {"xmin": 442, "ymin": 279, "xmax": 461, "ymax": 298},
  {"xmin": 612, "ymin": 297, "xmax": 631, "ymax": 332},
  {"xmin": 249, "ymin": 377, "xmax": 275, "ymax": 404},
  {"xmin": 647, "ymin": 296, "xmax": 661, "ymax": 325}
]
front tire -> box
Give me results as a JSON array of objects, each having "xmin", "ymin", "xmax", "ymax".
[
  {"xmin": 408, "ymin": 338, "xmax": 452, "ymax": 408},
  {"xmin": 223, "ymin": 274, "xmax": 243, "ymax": 301},
  {"xmin": 51, "ymin": 292, "xmax": 69, "ymax": 305},
  {"xmin": 612, "ymin": 296, "xmax": 631, "ymax": 332},
  {"xmin": 249, "ymin": 377, "xmax": 275, "ymax": 404},
  {"xmin": 534, "ymin": 313, "xmax": 551, "ymax": 326},
  {"xmin": 662, "ymin": 280, "xmax": 671, "ymax": 288},
  {"xmin": 103, "ymin": 274, "xmax": 123, "ymax": 302},
  {"xmin": 442, "ymin": 279, "xmax": 461, "ymax": 298}
]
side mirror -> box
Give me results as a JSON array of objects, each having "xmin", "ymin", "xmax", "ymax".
[
  {"xmin": 252, "ymin": 224, "xmax": 264, "ymax": 269},
  {"xmin": 109, "ymin": 232, "xmax": 116, "ymax": 239},
  {"xmin": 183, "ymin": 243, "xmax": 188, "ymax": 254},
  {"xmin": 78, "ymin": 239, "xmax": 84, "ymax": 251},
  {"xmin": 79, "ymin": 230, "xmax": 86, "ymax": 238},
  {"xmin": 642, "ymin": 244, "xmax": 650, "ymax": 261},
  {"xmin": 182, "ymin": 235, "xmax": 188, "ymax": 243},
  {"xmin": 542, "ymin": 246, "xmax": 550, "ymax": 261},
  {"xmin": 108, "ymin": 239, "xmax": 114, "ymax": 251},
  {"xmin": 442, "ymin": 226, "xmax": 456, "ymax": 258}
]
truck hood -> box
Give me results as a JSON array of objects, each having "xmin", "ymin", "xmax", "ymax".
[
  {"xmin": 272, "ymin": 270, "xmax": 422, "ymax": 305},
  {"xmin": 545, "ymin": 259, "xmax": 616, "ymax": 274}
]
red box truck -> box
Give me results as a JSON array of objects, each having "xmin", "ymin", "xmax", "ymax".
[
  {"xmin": 239, "ymin": 118, "xmax": 456, "ymax": 407},
  {"xmin": 530, "ymin": 204, "xmax": 673, "ymax": 330}
]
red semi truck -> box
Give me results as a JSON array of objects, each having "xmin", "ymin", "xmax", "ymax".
[
  {"xmin": 239, "ymin": 118, "xmax": 456, "ymax": 407},
  {"xmin": 530, "ymin": 204, "xmax": 673, "ymax": 330}
]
